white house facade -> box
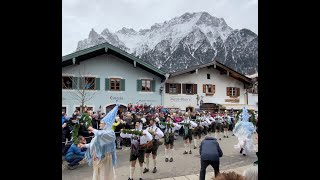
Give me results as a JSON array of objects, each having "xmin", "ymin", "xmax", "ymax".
[
  {"xmin": 62, "ymin": 42, "xmax": 167, "ymax": 116},
  {"xmin": 163, "ymin": 61, "xmax": 255, "ymax": 112}
]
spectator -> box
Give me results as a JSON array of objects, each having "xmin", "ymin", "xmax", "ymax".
[
  {"xmin": 65, "ymin": 136, "xmax": 87, "ymax": 170},
  {"xmin": 199, "ymin": 135, "xmax": 223, "ymax": 180},
  {"xmin": 243, "ymin": 166, "xmax": 258, "ymax": 180},
  {"xmin": 214, "ymin": 171, "xmax": 245, "ymax": 180}
]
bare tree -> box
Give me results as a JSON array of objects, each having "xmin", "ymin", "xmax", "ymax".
[{"xmin": 62, "ymin": 69, "xmax": 97, "ymax": 113}]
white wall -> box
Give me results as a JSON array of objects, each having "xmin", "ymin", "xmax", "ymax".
[
  {"xmin": 248, "ymin": 93, "xmax": 258, "ymax": 111},
  {"xmin": 164, "ymin": 67, "xmax": 246, "ymax": 111}
]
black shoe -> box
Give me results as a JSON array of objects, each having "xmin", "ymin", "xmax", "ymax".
[
  {"xmin": 165, "ymin": 158, "xmax": 169, "ymax": 162},
  {"xmin": 189, "ymin": 150, "xmax": 192, "ymax": 154},
  {"xmin": 243, "ymin": 154, "xmax": 246, "ymax": 156},
  {"xmin": 194, "ymin": 146, "xmax": 197, "ymax": 149},
  {"xmin": 219, "ymin": 138, "xmax": 221, "ymax": 140},
  {"xmin": 183, "ymin": 151, "xmax": 188, "ymax": 154},
  {"xmin": 128, "ymin": 178, "xmax": 132, "ymax": 180},
  {"xmin": 232, "ymin": 134, "xmax": 235, "ymax": 136},
  {"xmin": 169, "ymin": 157, "xmax": 173, "ymax": 162},
  {"xmin": 240, "ymin": 148, "xmax": 243, "ymax": 154},
  {"xmin": 152, "ymin": 167, "xmax": 157, "ymax": 173},
  {"xmin": 139, "ymin": 178, "xmax": 143, "ymax": 180},
  {"xmin": 223, "ymin": 135, "xmax": 226, "ymax": 138},
  {"xmin": 143, "ymin": 168, "xmax": 149, "ymax": 173},
  {"xmin": 226, "ymin": 136, "xmax": 229, "ymax": 138}
]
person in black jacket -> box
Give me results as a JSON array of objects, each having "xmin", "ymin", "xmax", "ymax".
[{"xmin": 199, "ymin": 135, "xmax": 223, "ymax": 180}]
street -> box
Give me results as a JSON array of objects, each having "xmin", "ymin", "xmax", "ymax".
[{"xmin": 62, "ymin": 133, "xmax": 257, "ymax": 180}]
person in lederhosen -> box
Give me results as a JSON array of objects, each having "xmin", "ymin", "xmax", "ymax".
[
  {"xmin": 120, "ymin": 120, "xmax": 152, "ymax": 180},
  {"xmin": 143, "ymin": 118, "xmax": 164, "ymax": 173},
  {"xmin": 159, "ymin": 115, "xmax": 182, "ymax": 162}
]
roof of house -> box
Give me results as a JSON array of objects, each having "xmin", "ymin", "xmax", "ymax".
[
  {"xmin": 62, "ymin": 42, "xmax": 167, "ymax": 79},
  {"xmin": 170, "ymin": 60, "xmax": 253, "ymax": 84}
]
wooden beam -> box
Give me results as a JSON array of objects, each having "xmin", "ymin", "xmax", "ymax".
[
  {"xmin": 72, "ymin": 58, "xmax": 76, "ymax": 64},
  {"xmin": 196, "ymin": 69, "xmax": 198, "ymax": 74},
  {"xmin": 227, "ymin": 71, "xmax": 230, "ymax": 76},
  {"xmin": 105, "ymin": 47, "xmax": 108, "ymax": 53},
  {"xmin": 134, "ymin": 61, "xmax": 136, "ymax": 67}
]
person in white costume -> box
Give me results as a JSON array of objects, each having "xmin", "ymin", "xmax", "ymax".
[
  {"xmin": 233, "ymin": 107, "xmax": 256, "ymax": 156},
  {"xmin": 81, "ymin": 104, "xmax": 120, "ymax": 180}
]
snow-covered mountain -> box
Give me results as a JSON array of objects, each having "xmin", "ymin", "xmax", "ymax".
[{"xmin": 76, "ymin": 12, "xmax": 258, "ymax": 75}]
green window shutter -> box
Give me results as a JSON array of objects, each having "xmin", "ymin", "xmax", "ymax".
[
  {"xmin": 137, "ymin": 80, "xmax": 142, "ymax": 91},
  {"xmin": 105, "ymin": 78, "xmax": 110, "ymax": 91},
  {"xmin": 152, "ymin": 80, "xmax": 156, "ymax": 92},
  {"xmin": 95, "ymin": 78, "xmax": 100, "ymax": 90},
  {"xmin": 121, "ymin": 79, "xmax": 125, "ymax": 91},
  {"xmin": 79, "ymin": 77, "xmax": 84, "ymax": 89},
  {"xmin": 72, "ymin": 77, "xmax": 78, "ymax": 89}
]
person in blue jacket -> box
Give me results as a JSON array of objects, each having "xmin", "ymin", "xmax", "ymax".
[
  {"xmin": 199, "ymin": 135, "xmax": 223, "ymax": 180},
  {"xmin": 65, "ymin": 136, "xmax": 87, "ymax": 170}
]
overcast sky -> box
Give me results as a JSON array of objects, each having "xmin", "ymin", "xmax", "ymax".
[{"xmin": 63, "ymin": 0, "xmax": 258, "ymax": 56}]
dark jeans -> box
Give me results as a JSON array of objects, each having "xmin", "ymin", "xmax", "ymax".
[
  {"xmin": 65, "ymin": 154, "xmax": 84, "ymax": 167},
  {"xmin": 199, "ymin": 160, "xmax": 220, "ymax": 180}
]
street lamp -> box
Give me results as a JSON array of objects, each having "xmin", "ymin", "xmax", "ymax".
[{"xmin": 159, "ymin": 86, "xmax": 164, "ymax": 94}]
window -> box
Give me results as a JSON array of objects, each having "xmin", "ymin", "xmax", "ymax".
[
  {"xmin": 169, "ymin": 84, "xmax": 177, "ymax": 93},
  {"xmin": 165, "ymin": 83, "xmax": 181, "ymax": 94},
  {"xmin": 62, "ymin": 106, "xmax": 67, "ymax": 113},
  {"xmin": 186, "ymin": 84, "xmax": 194, "ymax": 94},
  {"xmin": 207, "ymin": 74, "xmax": 210, "ymax": 79},
  {"xmin": 226, "ymin": 87, "xmax": 240, "ymax": 97},
  {"xmin": 110, "ymin": 78, "xmax": 121, "ymax": 91},
  {"xmin": 203, "ymin": 84, "xmax": 215, "ymax": 94},
  {"xmin": 230, "ymin": 87, "xmax": 236, "ymax": 96},
  {"xmin": 182, "ymin": 84, "xmax": 197, "ymax": 95},
  {"xmin": 62, "ymin": 76, "xmax": 73, "ymax": 89},
  {"xmin": 84, "ymin": 77, "xmax": 95, "ymax": 90},
  {"xmin": 142, "ymin": 80, "xmax": 151, "ymax": 91}
]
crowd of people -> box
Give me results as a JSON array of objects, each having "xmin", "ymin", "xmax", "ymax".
[{"xmin": 62, "ymin": 103, "xmax": 258, "ymax": 180}]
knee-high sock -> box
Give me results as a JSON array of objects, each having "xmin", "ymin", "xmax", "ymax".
[
  {"xmin": 145, "ymin": 157, "xmax": 149, "ymax": 169},
  {"xmin": 170, "ymin": 148, "xmax": 174, "ymax": 158},
  {"xmin": 139, "ymin": 165, "xmax": 143, "ymax": 178},
  {"xmin": 194, "ymin": 139, "xmax": 197, "ymax": 147},
  {"xmin": 165, "ymin": 148, "xmax": 169, "ymax": 158},
  {"xmin": 130, "ymin": 166, "xmax": 135, "ymax": 179},
  {"xmin": 153, "ymin": 158, "xmax": 156, "ymax": 168},
  {"xmin": 184, "ymin": 143, "xmax": 188, "ymax": 152},
  {"xmin": 188, "ymin": 143, "xmax": 191, "ymax": 151},
  {"xmin": 225, "ymin": 129, "xmax": 228, "ymax": 136}
]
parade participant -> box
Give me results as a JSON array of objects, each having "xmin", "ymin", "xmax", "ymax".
[
  {"xmin": 180, "ymin": 112, "xmax": 197, "ymax": 154},
  {"xmin": 123, "ymin": 112, "xmax": 133, "ymax": 147},
  {"xmin": 81, "ymin": 104, "xmax": 119, "ymax": 180},
  {"xmin": 207, "ymin": 112, "xmax": 215, "ymax": 136},
  {"xmin": 120, "ymin": 120, "xmax": 152, "ymax": 180},
  {"xmin": 143, "ymin": 118, "xmax": 164, "ymax": 173},
  {"xmin": 159, "ymin": 115, "xmax": 181, "ymax": 162},
  {"xmin": 215, "ymin": 114, "xmax": 222, "ymax": 140},
  {"xmin": 233, "ymin": 107, "xmax": 256, "ymax": 156},
  {"xmin": 192, "ymin": 112, "xmax": 203, "ymax": 149},
  {"xmin": 222, "ymin": 116, "xmax": 229, "ymax": 138},
  {"xmin": 201, "ymin": 112, "xmax": 211, "ymax": 136}
]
